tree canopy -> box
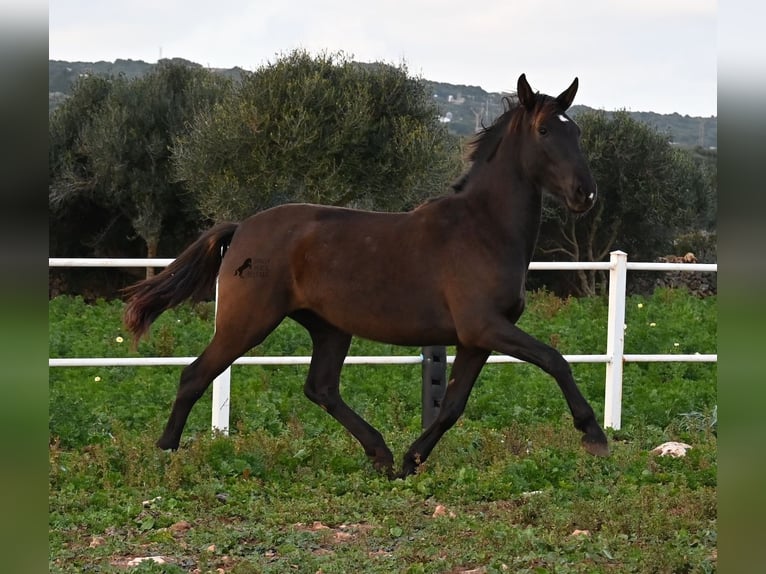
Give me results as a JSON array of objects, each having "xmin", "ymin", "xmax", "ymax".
[
  {"xmin": 49, "ymin": 62, "xmax": 230, "ymax": 270},
  {"xmin": 173, "ymin": 50, "xmax": 463, "ymax": 221}
]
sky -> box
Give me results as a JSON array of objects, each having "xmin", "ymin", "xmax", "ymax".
[{"xmin": 48, "ymin": 0, "xmax": 717, "ymax": 117}]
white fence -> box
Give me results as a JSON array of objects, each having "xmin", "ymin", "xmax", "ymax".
[{"xmin": 49, "ymin": 251, "xmax": 717, "ymax": 431}]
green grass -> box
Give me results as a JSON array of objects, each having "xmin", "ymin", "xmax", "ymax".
[{"xmin": 49, "ymin": 289, "xmax": 717, "ymax": 573}]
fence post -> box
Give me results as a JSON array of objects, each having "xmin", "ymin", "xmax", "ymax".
[
  {"xmin": 211, "ymin": 276, "xmax": 231, "ymax": 435},
  {"xmin": 604, "ymin": 250, "xmax": 627, "ymax": 430},
  {"xmin": 421, "ymin": 346, "xmax": 447, "ymax": 429}
]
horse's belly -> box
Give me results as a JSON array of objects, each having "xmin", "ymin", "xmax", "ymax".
[{"xmin": 296, "ymin": 271, "xmax": 455, "ymax": 345}]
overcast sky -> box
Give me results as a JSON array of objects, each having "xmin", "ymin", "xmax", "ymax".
[{"xmin": 49, "ymin": 0, "xmax": 717, "ymax": 117}]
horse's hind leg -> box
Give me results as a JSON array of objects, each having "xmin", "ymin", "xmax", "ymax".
[
  {"xmin": 295, "ymin": 313, "xmax": 395, "ymax": 476},
  {"xmin": 157, "ymin": 309, "xmax": 283, "ymax": 450}
]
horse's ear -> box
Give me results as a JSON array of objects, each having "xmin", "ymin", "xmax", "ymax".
[
  {"xmin": 556, "ymin": 77, "xmax": 579, "ymax": 111},
  {"xmin": 517, "ymin": 73, "xmax": 536, "ymax": 111}
]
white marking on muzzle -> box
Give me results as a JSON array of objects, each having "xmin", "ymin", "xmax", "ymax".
[{"xmin": 588, "ymin": 192, "xmax": 595, "ymax": 200}]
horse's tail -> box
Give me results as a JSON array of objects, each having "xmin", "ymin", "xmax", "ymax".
[{"xmin": 122, "ymin": 222, "xmax": 239, "ymax": 344}]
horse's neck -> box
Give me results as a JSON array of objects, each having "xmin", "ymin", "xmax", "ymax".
[{"xmin": 463, "ymin": 169, "xmax": 543, "ymax": 265}]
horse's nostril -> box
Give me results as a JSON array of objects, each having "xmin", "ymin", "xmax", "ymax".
[{"xmin": 575, "ymin": 185, "xmax": 594, "ymax": 202}]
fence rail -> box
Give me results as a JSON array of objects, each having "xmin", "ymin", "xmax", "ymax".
[
  {"xmin": 49, "ymin": 251, "xmax": 717, "ymax": 431},
  {"xmin": 49, "ymin": 353, "xmax": 718, "ymax": 368}
]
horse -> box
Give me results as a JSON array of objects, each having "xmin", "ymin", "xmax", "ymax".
[{"xmin": 123, "ymin": 73, "xmax": 609, "ymax": 478}]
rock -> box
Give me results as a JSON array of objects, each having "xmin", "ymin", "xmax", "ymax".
[
  {"xmin": 142, "ymin": 496, "xmax": 162, "ymax": 508},
  {"xmin": 521, "ymin": 490, "xmax": 543, "ymax": 497},
  {"xmin": 125, "ymin": 556, "xmax": 167, "ymax": 567},
  {"xmin": 651, "ymin": 441, "xmax": 692, "ymax": 457},
  {"xmin": 169, "ymin": 520, "xmax": 192, "ymax": 536},
  {"xmin": 432, "ymin": 504, "xmax": 456, "ymax": 518}
]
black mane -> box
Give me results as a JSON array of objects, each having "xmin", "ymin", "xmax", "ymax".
[
  {"xmin": 466, "ymin": 95, "xmax": 519, "ymax": 163},
  {"xmin": 451, "ymin": 93, "xmax": 559, "ymax": 192}
]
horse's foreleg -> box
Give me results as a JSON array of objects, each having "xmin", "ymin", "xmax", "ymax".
[
  {"xmin": 400, "ymin": 345, "xmax": 490, "ymax": 477},
  {"xmin": 474, "ymin": 320, "xmax": 609, "ymax": 457},
  {"xmin": 300, "ymin": 317, "xmax": 395, "ymax": 476}
]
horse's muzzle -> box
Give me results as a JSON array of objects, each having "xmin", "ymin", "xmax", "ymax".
[{"xmin": 567, "ymin": 182, "xmax": 597, "ymax": 214}]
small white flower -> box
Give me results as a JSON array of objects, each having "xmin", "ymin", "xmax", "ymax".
[
  {"xmin": 673, "ymin": 342, "xmax": 680, "ymax": 347},
  {"xmin": 115, "ymin": 336, "xmax": 124, "ymax": 343},
  {"xmin": 649, "ymin": 322, "xmax": 657, "ymax": 327},
  {"xmin": 94, "ymin": 376, "xmax": 101, "ymax": 382},
  {"xmin": 637, "ymin": 303, "xmax": 644, "ymax": 309}
]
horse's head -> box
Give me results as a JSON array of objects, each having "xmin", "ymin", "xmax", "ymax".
[{"xmin": 514, "ymin": 73, "xmax": 597, "ymax": 214}]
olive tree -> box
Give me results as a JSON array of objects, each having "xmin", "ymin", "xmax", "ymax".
[
  {"xmin": 49, "ymin": 62, "xmax": 230, "ymax": 274},
  {"xmin": 173, "ymin": 50, "xmax": 463, "ymax": 221}
]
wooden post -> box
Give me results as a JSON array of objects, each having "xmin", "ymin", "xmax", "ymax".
[{"xmin": 421, "ymin": 346, "xmax": 447, "ymax": 429}]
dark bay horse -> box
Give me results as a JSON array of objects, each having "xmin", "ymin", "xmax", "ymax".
[{"xmin": 124, "ymin": 73, "xmax": 609, "ymax": 478}]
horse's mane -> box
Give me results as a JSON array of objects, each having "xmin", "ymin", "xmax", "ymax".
[
  {"xmin": 466, "ymin": 95, "xmax": 519, "ymax": 164},
  {"xmin": 451, "ymin": 92, "xmax": 559, "ymax": 192}
]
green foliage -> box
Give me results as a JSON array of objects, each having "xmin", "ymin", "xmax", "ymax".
[
  {"xmin": 48, "ymin": 75, "xmax": 113, "ymax": 186},
  {"xmin": 49, "ymin": 62, "xmax": 231, "ymax": 262},
  {"xmin": 173, "ymin": 49, "xmax": 463, "ymax": 220},
  {"xmin": 668, "ymin": 146, "xmax": 717, "ymax": 232},
  {"xmin": 620, "ymin": 289, "xmax": 718, "ymax": 430}
]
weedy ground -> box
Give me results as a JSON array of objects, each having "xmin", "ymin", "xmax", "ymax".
[{"xmin": 49, "ymin": 289, "xmax": 717, "ymax": 573}]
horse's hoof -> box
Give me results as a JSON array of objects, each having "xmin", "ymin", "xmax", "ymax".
[
  {"xmin": 397, "ymin": 459, "xmax": 421, "ymax": 479},
  {"xmin": 582, "ymin": 435, "xmax": 610, "ymax": 457},
  {"xmin": 374, "ymin": 463, "xmax": 396, "ymax": 480},
  {"xmin": 394, "ymin": 468, "xmax": 415, "ymax": 480},
  {"xmin": 371, "ymin": 456, "xmax": 395, "ymax": 479},
  {"xmin": 156, "ymin": 438, "xmax": 179, "ymax": 451}
]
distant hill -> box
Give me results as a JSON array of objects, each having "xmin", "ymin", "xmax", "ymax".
[
  {"xmin": 421, "ymin": 79, "xmax": 716, "ymax": 149},
  {"xmin": 49, "ymin": 59, "xmax": 717, "ymax": 149}
]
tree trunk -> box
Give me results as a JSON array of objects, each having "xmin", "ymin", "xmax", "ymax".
[
  {"xmin": 576, "ymin": 268, "xmax": 596, "ymax": 297},
  {"xmin": 145, "ymin": 238, "xmax": 159, "ymax": 279}
]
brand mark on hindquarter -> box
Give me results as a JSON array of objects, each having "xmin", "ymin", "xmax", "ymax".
[
  {"xmin": 234, "ymin": 257, "xmax": 270, "ymax": 279},
  {"xmin": 234, "ymin": 258, "xmax": 252, "ymax": 277}
]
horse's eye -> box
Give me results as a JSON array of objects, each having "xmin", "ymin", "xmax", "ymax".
[{"xmin": 538, "ymin": 126, "xmax": 548, "ymax": 136}]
